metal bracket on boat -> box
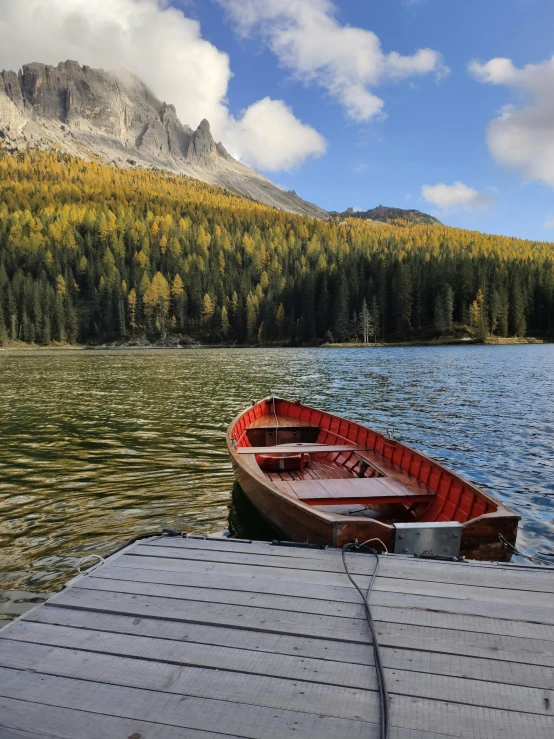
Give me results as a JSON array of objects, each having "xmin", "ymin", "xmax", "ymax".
[{"xmin": 394, "ymin": 522, "xmax": 462, "ymax": 558}]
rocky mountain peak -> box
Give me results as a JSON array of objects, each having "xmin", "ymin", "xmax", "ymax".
[{"xmin": 0, "ymin": 59, "xmax": 326, "ymax": 218}]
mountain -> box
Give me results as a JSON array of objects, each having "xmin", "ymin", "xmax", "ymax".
[
  {"xmin": 335, "ymin": 205, "xmax": 441, "ymax": 225},
  {"xmin": 0, "ymin": 60, "xmax": 326, "ymax": 218}
]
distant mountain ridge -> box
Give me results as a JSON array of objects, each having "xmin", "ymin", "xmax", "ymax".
[
  {"xmin": 0, "ymin": 60, "xmax": 326, "ymax": 218},
  {"xmin": 335, "ymin": 205, "xmax": 441, "ymax": 225}
]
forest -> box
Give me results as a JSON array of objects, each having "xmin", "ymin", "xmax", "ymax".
[{"xmin": 0, "ymin": 149, "xmax": 553, "ymax": 347}]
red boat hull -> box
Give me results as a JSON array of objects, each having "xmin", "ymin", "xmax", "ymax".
[{"xmin": 227, "ymin": 397, "xmax": 519, "ymax": 561}]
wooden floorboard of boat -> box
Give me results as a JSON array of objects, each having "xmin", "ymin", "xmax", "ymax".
[{"xmin": 1, "ymin": 535, "xmax": 553, "ymax": 739}]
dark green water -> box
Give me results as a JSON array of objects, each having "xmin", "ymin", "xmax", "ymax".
[{"xmin": 1, "ymin": 345, "xmax": 553, "ymax": 620}]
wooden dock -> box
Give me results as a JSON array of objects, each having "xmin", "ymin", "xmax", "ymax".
[{"xmin": 0, "ymin": 534, "xmax": 553, "ymax": 738}]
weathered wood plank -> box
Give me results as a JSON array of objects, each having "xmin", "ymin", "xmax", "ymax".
[
  {"xmin": 5, "ymin": 617, "xmax": 552, "ymax": 695},
  {"xmin": 0, "ymin": 666, "xmax": 383, "ymax": 739},
  {"xmin": 47, "ymin": 587, "xmax": 372, "ymax": 642},
  {"xmin": 82, "ymin": 570, "xmax": 369, "ymax": 619},
  {"xmin": 141, "ymin": 538, "xmax": 554, "ymax": 593},
  {"xmin": 0, "ymin": 638, "xmax": 379, "ymax": 720},
  {"xmin": 0, "ymin": 725, "xmax": 58, "ymax": 739},
  {"xmin": 1, "ymin": 635, "xmax": 551, "ymax": 719},
  {"xmin": 84, "ymin": 560, "xmax": 554, "ymax": 641},
  {"xmin": 46, "ymin": 581, "xmax": 554, "ymax": 644},
  {"xmin": 127, "ymin": 546, "xmax": 554, "ymax": 607},
  {"xmin": 0, "ymin": 696, "xmax": 463, "ymax": 739},
  {"xmin": 112, "ymin": 554, "xmax": 554, "ymax": 624},
  {"xmin": 86, "ymin": 563, "xmax": 554, "ymax": 619},
  {"xmin": 30, "ymin": 604, "xmax": 554, "ymax": 669},
  {"xmin": 0, "ymin": 623, "xmax": 375, "ymax": 691},
  {"xmin": 0, "ymin": 696, "xmax": 246, "ymax": 739},
  {"xmin": 1, "ymin": 666, "xmax": 552, "ymax": 739}
]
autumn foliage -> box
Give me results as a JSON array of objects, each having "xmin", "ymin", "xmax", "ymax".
[{"xmin": 0, "ymin": 149, "xmax": 553, "ymax": 346}]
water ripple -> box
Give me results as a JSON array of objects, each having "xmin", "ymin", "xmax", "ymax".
[{"xmin": 1, "ymin": 345, "xmax": 553, "ymax": 620}]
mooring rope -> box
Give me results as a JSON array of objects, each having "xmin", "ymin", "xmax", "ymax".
[{"xmin": 342, "ymin": 540, "xmax": 390, "ymax": 739}]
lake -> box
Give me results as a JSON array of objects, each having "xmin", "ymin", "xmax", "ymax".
[{"xmin": 1, "ymin": 345, "xmax": 553, "ymax": 621}]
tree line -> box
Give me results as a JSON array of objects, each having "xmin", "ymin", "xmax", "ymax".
[{"xmin": 0, "ymin": 149, "xmax": 553, "ymax": 346}]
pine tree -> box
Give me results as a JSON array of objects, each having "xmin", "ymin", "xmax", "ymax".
[
  {"xmin": 434, "ymin": 283, "xmax": 454, "ymax": 334},
  {"xmin": 0, "ymin": 301, "xmax": 8, "ymax": 346},
  {"xmin": 511, "ymin": 277, "xmax": 527, "ymax": 337},
  {"xmin": 333, "ymin": 273, "xmax": 349, "ymax": 342},
  {"xmin": 220, "ymin": 305, "xmax": 230, "ymax": 338},
  {"xmin": 275, "ymin": 303, "xmax": 286, "ymax": 339},
  {"xmin": 128, "ymin": 289, "xmax": 137, "ymax": 332},
  {"xmin": 246, "ymin": 293, "xmax": 259, "ymax": 342},
  {"xmin": 359, "ymin": 299, "xmax": 374, "ymax": 343},
  {"xmin": 371, "ymin": 296, "xmax": 380, "ymax": 342},
  {"xmin": 470, "ymin": 289, "xmax": 488, "ymax": 340}
]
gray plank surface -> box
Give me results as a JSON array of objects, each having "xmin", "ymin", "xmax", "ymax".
[
  {"xmin": 1, "ymin": 535, "xmax": 553, "ymax": 739},
  {"xmin": 143, "ymin": 537, "xmax": 554, "ymax": 592},
  {"xmin": 31, "ymin": 604, "xmax": 554, "ymax": 667}
]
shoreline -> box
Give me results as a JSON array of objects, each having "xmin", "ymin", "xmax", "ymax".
[{"xmin": 0, "ymin": 336, "xmax": 548, "ymax": 352}]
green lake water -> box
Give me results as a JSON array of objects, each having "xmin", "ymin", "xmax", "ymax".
[{"xmin": 1, "ymin": 345, "xmax": 553, "ymax": 620}]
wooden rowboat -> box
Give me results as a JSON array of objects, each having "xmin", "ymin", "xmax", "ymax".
[{"xmin": 227, "ymin": 396, "xmax": 520, "ymax": 561}]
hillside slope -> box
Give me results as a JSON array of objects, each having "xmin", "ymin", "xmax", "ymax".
[
  {"xmin": 0, "ymin": 150, "xmax": 552, "ymax": 347},
  {"xmin": 0, "ymin": 60, "xmax": 326, "ymax": 218}
]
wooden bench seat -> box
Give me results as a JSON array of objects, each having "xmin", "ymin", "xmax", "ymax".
[
  {"xmin": 238, "ymin": 444, "xmax": 368, "ymax": 454},
  {"xmin": 245, "ymin": 415, "xmax": 319, "ymax": 429},
  {"xmin": 276, "ymin": 477, "xmax": 433, "ymax": 507}
]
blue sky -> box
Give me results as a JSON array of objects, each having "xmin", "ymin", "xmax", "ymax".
[
  {"xmin": 2, "ymin": 0, "xmax": 554, "ymax": 241},
  {"xmin": 186, "ymin": 0, "xmax": 554, "ymax": 240}
]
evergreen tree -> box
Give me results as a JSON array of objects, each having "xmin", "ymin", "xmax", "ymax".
[
  {"xmin": 333, "ymin": 273, "xmax": 350, "ymax": 342},
  {"xmin": 220, "ymin": 305, "xmax": 230, "ymax": 338},
  {"xmin": 434, "ymin": 283, "xmax": 454, "ymax": 334},
  {"xmin": 0, "ymin": 301, "xmax": 8, "ymax": 346},
  {"xmin": 359, "ymin": 299, "xmax": 374, "ymax": 343}
]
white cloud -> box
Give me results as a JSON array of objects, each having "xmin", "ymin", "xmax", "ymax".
[
  {"xmin": 544, "ymin": 216, "xmax": 554, "ymax": 230},
  {"xmin": 422, "ymin": 182, "xmax": 491, "ymax": 210},
  {"xmin": 469, "ymin": 56, "xmax": 554, "ymax": 186},
  {"xmin": 226, "ymin": 98, "xmax": 326, "ymax": 171},
  {"xmin": 217, "ymin": 0, "xmax": 449, "ymax": 123},
  {"xmin": 0, "ymin": 0, "xmax": 326, "ymax": 171}
]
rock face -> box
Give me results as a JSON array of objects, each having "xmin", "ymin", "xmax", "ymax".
[{"xmin": 0, "ymin": 61, "xmax": 326, "ymax": 218}]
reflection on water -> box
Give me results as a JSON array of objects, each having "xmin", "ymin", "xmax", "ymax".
[
  {"xmin": 1, "ymin": 345, "xmax": 553, "ymax": 620},
  {"xmin": 228, "ymin": 482, "xmax": 280, "ymax": 541}
]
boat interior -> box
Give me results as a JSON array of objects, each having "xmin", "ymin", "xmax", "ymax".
[{"xmin": 232, "ymin": 399, "xmax": 498, "ymax": 524}]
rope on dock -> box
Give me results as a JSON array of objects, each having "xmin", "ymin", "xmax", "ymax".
[{"xmin": 342, "ymin": 540, "xmax": 390, "ymax": 739}]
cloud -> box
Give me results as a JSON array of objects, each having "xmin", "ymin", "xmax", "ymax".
[
  {"xmin": 422, "ymin": 182, "xmax": 491, "ymax": 210},
  {"xmin": 0, "ymin": 0, "xmax": 325, "ymax": 171},
  {"xmin": 469, "ymin": 56, "xmax": 554, "ymax": 186},
  {"xmin": 217, "ymin": 0, "xmax": 449, "ymax": 123},
  {"xmin": 544, "ymin": 216, "xmax": 554, "ymax": 230},
  {"xmin": 226, "ymin": 98, "xmax": 326, "ymax": 171}
]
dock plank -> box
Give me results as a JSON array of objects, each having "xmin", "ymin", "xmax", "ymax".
[
  {"xmin": 1, "ymin": 535, "xmax": 553, "ymax": 739},
  {"xmin": 31, "ymin": 604, "xmax": 554, "ymax": 668},
  {"xmin": 55, "ymin": 561, "xmax": 554, "ymax": 641},
  {"xmin": 4, "ymin": 618, "xmax": 552, "ymax": 695},
  {"xmin": 90, "ymin": 556, "xmax": 554, "ymax": 608},
  {"xmin": 142, "ymin": 537, "xmax": 554, "ymax": 593},
  {"xmin": 1, "ymin": 666, "xmax": 553, "ymax": 739},
  {"xmin": 0, "ymin": 697, "xmax": 244, "ymax": 739},
  {"xmin": 129, "ymin": 543, "xmax": 554, "ymax": 600},
  {"xmin": 120, "ymin": 552, "xmax": 554, "ymax": 623}
]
